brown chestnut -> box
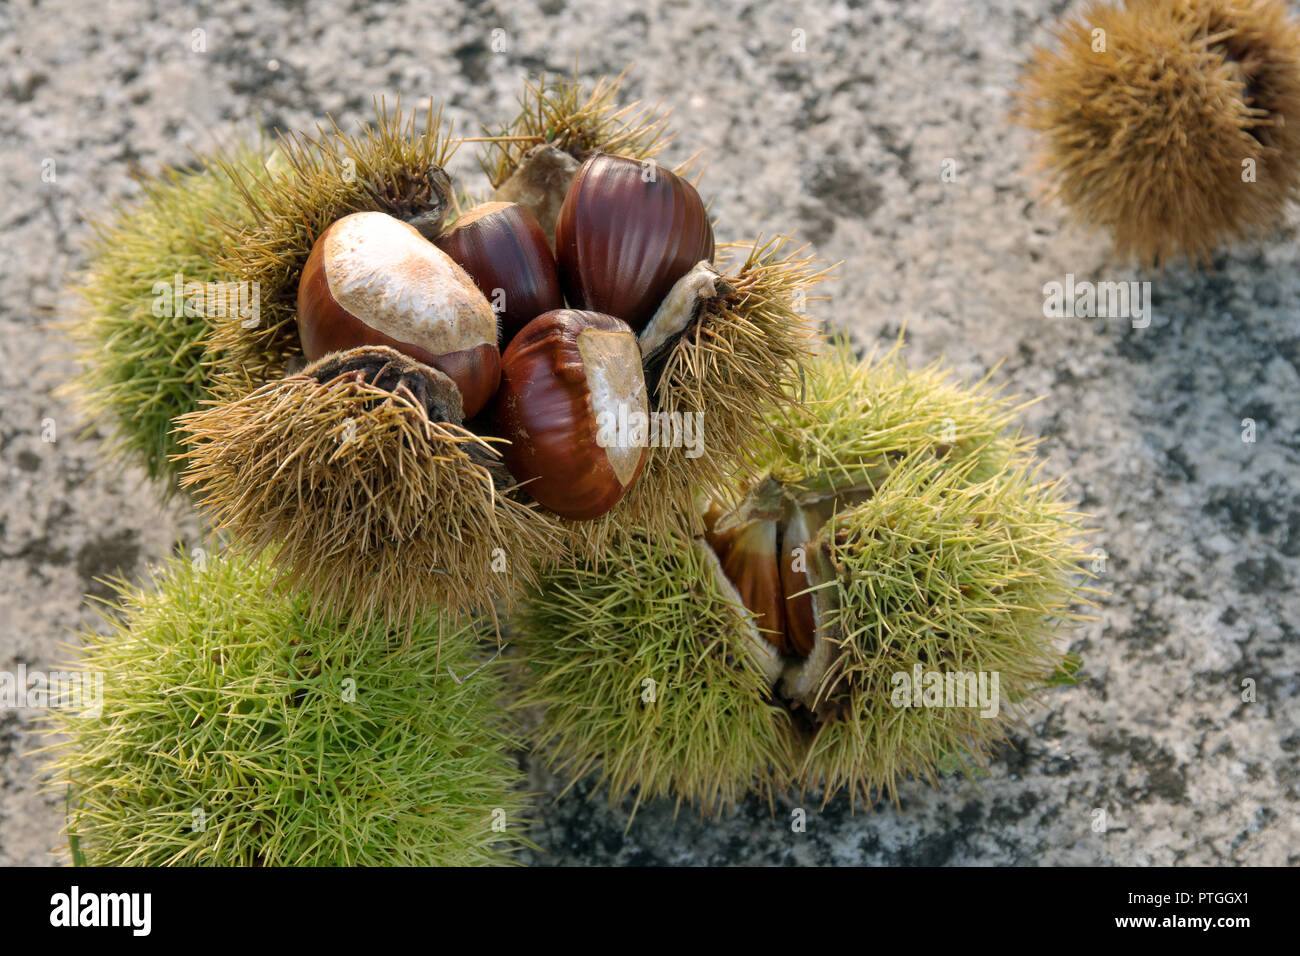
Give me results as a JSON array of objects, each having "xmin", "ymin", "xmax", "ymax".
[
  {"xmin": 434, "ymin": 202, "xmax": 564, "ymax": 349},
  {"xmin": 492, "ymin": 309, "xmax": 648, "ymax": 520},
  {"xmin": 707, "ymin": 518, "xmax": 791, "ymax": 654},
  {"xmin": 778, "ymin": 508, "xmax": 816, "ymax": 657},
  {"xmin": 297, "ymin": 211, "xmax": 501, "ymax": 418},
  {"xmin": 555, "ymin": 153, "xmax": 714, "ymax": 334},
  {"xmin": 704, "ymin": 504, "xmax": 822, "ymax": 658}
]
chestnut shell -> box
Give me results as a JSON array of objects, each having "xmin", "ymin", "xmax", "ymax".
[
  {"xmin": 708, "ymin": 519, "xmax": 791, "ymax": 654},
  {"xmin": 492, "ymin": 309, "xmax": 647, "ymax": 520},
  {"xmin": 297, "ymin": 215, "xmax": 501, "ymax": 419},
  {"xmin": 435, "ymin": 202, "xmax": 564, "ymax": 349},
  {"xmin": 555, "ymin": 153, "xmax": 714, "ymax": 334},
  {"xmin": 778, "ymin": 535, "xmax": 817, "ymax": 658}
]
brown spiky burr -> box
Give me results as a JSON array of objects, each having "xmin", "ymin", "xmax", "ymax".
[{"xmin": 1016, "ymin": 0, "xmax": 1300, "ymax": 265}]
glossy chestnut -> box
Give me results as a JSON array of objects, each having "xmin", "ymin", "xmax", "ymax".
[
  {"xmin": 434, "ymin": 202, "xmax": 564, "ymax": 349},
  {"xmin": 492, "ymin": 309, "xmax": 648, "ymax": 520},
  {"xmin": 707, "ymin": 518, "xmax": 791, "ymax": 654},
  {"xmin": 554, "ymin": 153, "xmax": 714, "ymax": 334},
  {"xmin": 297, "ymin": 211, "xmax": 501, "ymax": 418}
]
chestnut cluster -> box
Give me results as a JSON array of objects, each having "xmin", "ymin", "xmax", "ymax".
[{"xmin": 296, "ymin": 153, "xmax": 714, "ymax": 520}]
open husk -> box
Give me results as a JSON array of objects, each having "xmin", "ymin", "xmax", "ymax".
[{"xmin": 511, "ymin": 343, "xmax": 1095, "ymax": 811}]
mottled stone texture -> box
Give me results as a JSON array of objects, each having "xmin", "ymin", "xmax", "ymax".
[{"xmin": 1, "ymin": 0, "xmax": 1296, "ymax": 866}]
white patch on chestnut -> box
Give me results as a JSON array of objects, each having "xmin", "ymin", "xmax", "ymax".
[
  {"xmin": 578, "ymin": 327, "xmax": 647, "ymax": 486},
  {"xmin": 323, "ymin": 211, "xmax": 496, "ymax": 355}
]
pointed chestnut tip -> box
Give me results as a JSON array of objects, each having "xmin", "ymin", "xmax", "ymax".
[{"xmin": 555, "ymin": 153, "xmax": 714, "ymax": 334}]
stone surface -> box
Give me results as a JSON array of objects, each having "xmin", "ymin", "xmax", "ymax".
[{"xmin": 1, "ymin": 0, "xmax": 1296, "ymax": 866}]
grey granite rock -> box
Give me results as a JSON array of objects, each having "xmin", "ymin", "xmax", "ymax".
[{"xmin": 1, "ymin": 0, "xmax": 1295, "ymax": 866}]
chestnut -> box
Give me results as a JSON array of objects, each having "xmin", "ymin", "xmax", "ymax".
[
  {"xmin": 778, "ymin": 508, "xmax": 816, "ymax": 658},
  {"xmin": 297, "ymin": 211, "xmax": 501, "ymax": 418},
  {"xmin": 434, "ymin": 202, "xmax": 564, "ymax": 349},
  {"xmin": 704, "ymin": 504, "xmax": 821, "ymax": 659},
  {"xmin": 492, "ymin": 309, "xmax": 648, "ymax": 520},
  {"xmin": 555, "ymin": 153, "xmax": 714, "ymax": 334},
  {"xmin": 707, "ymin": 517, "xmax": 790, "ymax": 653}
]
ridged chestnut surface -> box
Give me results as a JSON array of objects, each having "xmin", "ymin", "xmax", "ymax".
[
  {"xmin": 297, "ymin": 211, "xmax": 501, "ymax": 418},
  {"xmin": 435, "ymin": 202, "xmax": 564, "ymax": 349},
  {"xmin": 492, "ymin": 309, "xmax": 648, "ymax": 520},
  {"xmin": 555, "ymin": 154, "xmax": 714, "ymax": 334}
]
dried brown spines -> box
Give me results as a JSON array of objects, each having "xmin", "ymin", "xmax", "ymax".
[
  {"xmin": 638, "ymin": 237, "xmax": 829, "ymax": 508},
  {"xmin": 1016, "ymin": 0, "xmax": 1300, "ymax": 265},
  {"xmin": 481, "ymin": 69, "xmax": 675, "ymax": 200},
  {"xmin": 206, "ymin": 99, "xmax": 460, "ymax": 398},
  {"xmin": 176, "ymin": 361, "xmax": 564, "ymax": 625}
]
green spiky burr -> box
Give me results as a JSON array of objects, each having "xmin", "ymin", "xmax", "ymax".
[
  {"xmin": 43, "ymin": 549, "xmax": 528, "ymax": 866},
  {"xmin": 510, "ymin": 534, "xmax": 793, "ymax": 815},
  {"xmin": 511, "ymin": 342, "xmax": 1093, "ymax": 811},
  {"xmin": 64, "ymin": 144, "xmax": 267, "ymax": 487}
]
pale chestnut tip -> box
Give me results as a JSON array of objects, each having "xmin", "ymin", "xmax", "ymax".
[
  {"xmin": 434, "ymin": 202, "xmax": 564, "ymax": 350},
  {"xmin": 490, "ymin": 143, "xmax": 582, "ymax": 251},
  {"xmin": 555, "ymin": 153, "xmax": 714, "ymax": 334},
  {"xmin": 296, "ymin": 210, "xmax": 502, "ymax": 418},
  {"xmin": 492, "ymin": 309, "xmax": 648, "ymax": 521}
]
